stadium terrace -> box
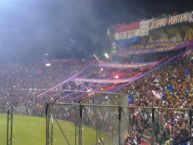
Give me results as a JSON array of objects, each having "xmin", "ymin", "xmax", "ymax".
[{"xmin": 0, "ymin": 6, "xmax": 192, "ymax": 145}]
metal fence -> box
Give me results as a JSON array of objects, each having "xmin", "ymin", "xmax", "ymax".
[
  {"xmin": 1, "ymin": 104, "xmax": 192, "ymax": 145},
  {"xmin": 46, "ymin": 103, "xmax": 193, "ymax": 145},
  {"xmin": 0, "ymin": 107, "xmax": 13, "ymax": 145},
  {"xmin": 1, "ymin": 106, "xmax": 45, "ymax": 145}
]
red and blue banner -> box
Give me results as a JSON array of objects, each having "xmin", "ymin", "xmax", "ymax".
[
  {"xmin": 112, "ymin": 11, "xmax": 193, "ymax": 53},
  {"xmin": 114, "ymin": 22, "xmax": 140, "ymax": 33}
]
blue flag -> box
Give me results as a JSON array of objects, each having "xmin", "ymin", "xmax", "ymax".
[
  {"xmin": 184, "ymin": 69, "xmax": 190, "ymax": 76},
  {"xmin": 128, "ymin": 95, "xmax": 134, "ymax": 103},
  {"xmin": 167, "ymin": 84, "xmax": 174, "ymax": 92}
]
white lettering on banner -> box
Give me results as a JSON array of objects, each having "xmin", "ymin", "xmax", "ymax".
[
  {"xmin": 150, "ymin": 18, "xmax": 167, "ymax": 30},
  {"xmin": 168, "ymin": 13, "xmax": 190, "ymax": 25},
  {"xmin": 114, "ymin": 29, "xmax": 138, "ymax": 40},
  {"xmin": 150, "ymin": 12, "xmax": 193, "ymax": 30}
]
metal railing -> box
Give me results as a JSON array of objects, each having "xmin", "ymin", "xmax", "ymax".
[
  {"xmin": 45, "ymin": 103, "xmax": 193, "ymax": 145},
  {"xmin": 6, "ymin": 107, "xmax": 13, "ymax": 145},
  {"xmin": 1, "ymin": 104, "xmax": 192, "ymax": 145}
]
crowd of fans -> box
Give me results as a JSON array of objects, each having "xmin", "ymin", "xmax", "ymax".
[
  {"xmin": 0, "ymin": 60, "xmax": 82, "ymax": 111},
  {"xmin": 119, "ymin": 49, "xmax": 193, "ymax": 145},
  {"xmin": 125, "ymin": 50, "xmax": 193, "ymax": 108},
  {"xmin": 74, "ymin": 49, "xmax": 193, "ymax": 145},
  {"xmin": 43, "ymin": 49, "xmax": 192, "ymax": 145},
  {"xmin": 0, "ymin": 47, "xmax": 192, "ymax": 145}
]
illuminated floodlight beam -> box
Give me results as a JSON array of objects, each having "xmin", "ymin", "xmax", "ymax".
[
  {"xmin": 104, "ymin": 53, "xmax": 109, "ymax": 59},
  {"xmin": 45, "ymin": 63, "xmax": 51, "ymax": 67}
]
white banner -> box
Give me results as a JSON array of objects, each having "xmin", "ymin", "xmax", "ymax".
[
  {"xmin": 74, "ymin": 78, "xmax": 136, "ymax": 84},
  {"xmin": 138, "ymin": 20, "xmax": 151, "ymax": 36}
]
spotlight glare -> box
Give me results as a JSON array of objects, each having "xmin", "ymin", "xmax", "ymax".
[
  {"xmin": 45, "ymin": 63, "xmax": 51, "ymax": 67},
  {"xmin": 114, "ymin": 75, "xmax": 119, "ymax": 79},
  {"xmin": 104, "ymin": 53, "xmax": 109, "ymax": 59}
]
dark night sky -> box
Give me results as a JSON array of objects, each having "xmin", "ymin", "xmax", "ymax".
[{"xmin": 0, "ymin": 0, "xmax": 193, "ymax": 62}]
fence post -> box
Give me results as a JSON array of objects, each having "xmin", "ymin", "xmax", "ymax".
[
  {"xmin": 6, "ymin": 109, "xmax": 9, "ymax": 145},
  {"xmin": 46, "ymin": 103, "xmax": 50, "ymax": 145},
  {"xmin": 118, "ymin": 106, "xmax": 122, "ymax": 145},
  {"xmin": 10, "ymin": 106, "xmax": 13, "ymax": 145},
  {"xmin": 189, "ymin": 109, "xmax": 192, "ymax": 127},
  {"xmin": 45, "ymin": 103, "xmax": 54, "ymax": 145},
  {"xmin": 7, "ymin": 106, "xmax": 13, "ymax": 145},
  {"xmin": 75, "ymin": 106, "xmax": 79, "ymax": 145},
  {"xmin": 79, "ymin": 104, "xmax": 83, "ymax": 145},
  {"xmin": 189, "ymin": 109, "xmax": 192, "ymax": 140},
  {"xmin": 50, "ymin": 117, "xmax": 53, "ymax": 145},
  {"xmin": 96, "ymin": 123, "xmax": 98, "ymax": 145},
  {"xmin": 152, "ymin": 107, "xmax": 155, "ymax": 145},
  {"xmin": 75, "ymin": 124, "xmax": 77, "ymax": 145},
  {"xmin": 189, "ymin": 109, "xmax": 192, "ymax": 145}
]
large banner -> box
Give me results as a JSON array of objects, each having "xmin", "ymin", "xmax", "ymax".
[
  {"xmin": 112, "ymin": 11, "xmax": 193, "ymax": 54},
  {"xmin": 114, "ymin": 20, "xmax": 151, "ymax": 40},
  {"xmin": 114, "ymin": 11, "xmax": 193, "ymax": 41}
]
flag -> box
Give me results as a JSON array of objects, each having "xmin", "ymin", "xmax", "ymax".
[
  {"xmin": 128, "ymin": 95, "xmax": 134, "ymax": 103},
  {"xmin": 167, "ymin": 84, "xmax": 174, "ymax": 92},
  {"xmin": 184, "ymin": 69, "xmax": 190, "ymax": 76}
]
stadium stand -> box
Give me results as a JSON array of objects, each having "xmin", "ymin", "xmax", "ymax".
[{"xmin": 0, "ymin": 10, "xmax": 193, "ymax": 145}]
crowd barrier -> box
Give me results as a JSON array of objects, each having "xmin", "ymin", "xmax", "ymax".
[
  {"xmin": 1, "ymin": 104, "xmax": 192, "ymax": 145},
  {"xmin": 46, "ymin": 103, "xmax": 193, "ymax": 145}
]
